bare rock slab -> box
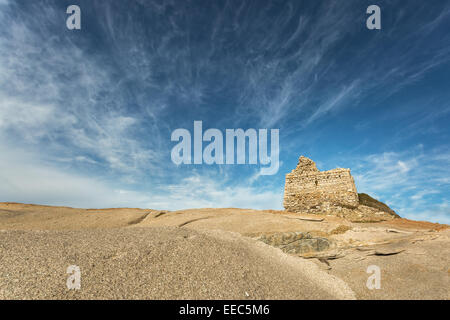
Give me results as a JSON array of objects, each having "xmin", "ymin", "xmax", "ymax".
[{"xmin": 258, "ymin": 232, "xmax": 331, "ymax": 254}]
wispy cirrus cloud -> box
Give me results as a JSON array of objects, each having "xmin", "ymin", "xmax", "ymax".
[
  {"xmin": 0, "ymin": 1, "xmax": 165, "ymax": 179},
  {"xmin": 0, "ymin": 148, "xmax": 282, "ymax": 210},
  {"xmin": 0, "ymin": 0, "xmax": 449, "ymax": 223},
  {"xmin": 349, "ymin": 146, "xmax": 450, "ymax": 223}
]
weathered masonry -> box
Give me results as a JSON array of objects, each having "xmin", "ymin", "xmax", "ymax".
[
  {"xmin": 284, "ymin": 156, "xmax": 358, "ymax": 213},
  {"xmin": 283, "ymin": 156, "xmax": 399, "ymax": 221}
]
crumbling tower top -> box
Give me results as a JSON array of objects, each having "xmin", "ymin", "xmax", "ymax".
[{"xmin": 295, "ymin": 156, "xmax": 319, "ymax": 173}]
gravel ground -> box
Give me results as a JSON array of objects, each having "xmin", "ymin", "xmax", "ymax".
[
  {"xmin": 0, "ymin": 227, "xmax": 355, "ymax": 299},
  {"xmin": 1, "ymin": 203, "xmax": 447, "ymax": 300}
]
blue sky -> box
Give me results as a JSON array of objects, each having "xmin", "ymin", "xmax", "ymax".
[{"xmin": 0, "ymin": 0, "xmax": 449, "ymax": 223}]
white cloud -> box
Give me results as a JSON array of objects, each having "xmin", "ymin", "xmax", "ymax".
[
  {"xmin": 158, "ymin": 174, "xmax": 283, "ymax": 210},
  {"xmin": 351, "ymin": 147, "xmax": 450, "ymax": 224},
  {"xmin": 306, "ymin": 81, "xmax": 360, "ymax": 125},
  {"xmin": 0, "ymin": 1, "xmax": 448, "ymax": 225},
  {"xmin": 398, "ymin": 202, "xmax": 450, "ymax": 225},
  {"xmin": 0, "ymin": 4, "xmax": 166, "ymax": 175},
  {"xmin": 410, "ymin": 189, "xmax": 440, "ymax": 201},
  {"xmin": 0, "ymin": 148, "xmax": 282, "ymax": 211}
]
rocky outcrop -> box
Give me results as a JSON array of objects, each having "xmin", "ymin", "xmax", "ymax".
[
  {"xmin": 358, "ymin": 193, "xmax": 400, "ymax": 218},
  {"xmin": 283, "ymin": 156, "xmax": 399, "ymax": 221},
  {"xmin": 259, "ymin": 232, "xmax": 331, "ymax": 254}
]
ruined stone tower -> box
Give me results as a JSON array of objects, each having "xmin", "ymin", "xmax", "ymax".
[
  {"xmin": 283, "ymin": 156, "xmax": 359, "ymax": 214},
  {"xmin": 283, "ymin": 156, "xmax": 399, "ymax": 221}
]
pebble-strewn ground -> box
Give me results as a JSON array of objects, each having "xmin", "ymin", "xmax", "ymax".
[{"xmin": 0, "ymin": 203, "xmax": 448, "ymax": 299}]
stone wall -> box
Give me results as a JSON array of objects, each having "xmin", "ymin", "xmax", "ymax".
[
  {"xmin": 283, "ymin": 156, "xmax": 399, "ymax": 221},
  {"xmin": 283, "ymin": 156, "xmax": 359, "ymax": 213}
]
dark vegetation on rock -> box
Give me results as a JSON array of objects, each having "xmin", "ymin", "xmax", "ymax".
[{"xmin": 358, "ymin": 193, "xmax": 400, "ymax": 218}]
